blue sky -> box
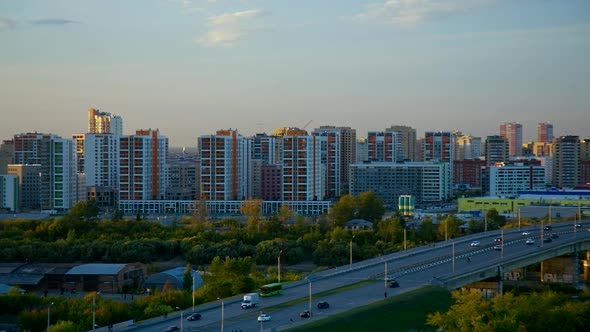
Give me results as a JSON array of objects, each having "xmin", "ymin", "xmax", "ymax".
[{"xmin": 1, "ymin": 0, "xmax": 589, "ymax": 147}]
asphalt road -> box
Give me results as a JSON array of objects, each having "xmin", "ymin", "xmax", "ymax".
[{"xmin": 127, "ymin": 220, "xmax": 590, "ymax": 332}]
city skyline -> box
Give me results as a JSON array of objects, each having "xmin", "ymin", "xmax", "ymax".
[{"xmin": 1, "ymin": 0, "xmax": 590, "ymax": 146}]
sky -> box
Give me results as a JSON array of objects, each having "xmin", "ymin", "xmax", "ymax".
[{"xmin": 1, "ymin": 0, "xmax": 589, "ymax": 147}]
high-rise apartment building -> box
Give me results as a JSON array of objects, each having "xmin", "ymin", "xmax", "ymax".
[
  {"xmin": 552, "ymin": 135, "xmax": 581, "ymax": 188},
  {"xmin": 454, "ymin": 159, "xmax": 486, "ymax": 189},
  {"xmin": 388, "ymin": 125, "xmax": 417, "ymax": 161},
  {"xmin": 499, "ymin": 122, "xmax": 523, "ymax": 157},
  {"xmin": 367, "ymin": 130, "xmax": 402, "ymax": 162},
  {"xmin": 85, "ymin": 133, "xmax": 120, "ymax": 206},
  {"xmin": 0, "ymin": 140, "xmax": 14, "ymax": 175},
  {"xmin": 88, "ymin": 107, "xmax": 123, "ymax": 135},
  {"xmin": 485, "ymin": 135, "xmax": 509, "ymax": 165},
  {"xmin": 423, "ymin": 131, "xmax": 454, "ymax": 193},
  {"xmin": 455, "ymin": 134, "xmax": 481, "ymax": 160},
  {"xmin": 537, "ymin": 122, "xmax": 554, "ymax": 143},
  {"xmin": 120, "ymin": 129, "xmax": 168, "ymax": 201},
  {"xmin": 281, "ymin": 135, "xmax": 326, "ymax": 201},
  {"xmin": 314, "ymin": 126, "xmax": 356, "ymax": 197},
  {"xmin": 198, "ymin": 129, "xmax": 251, "ymax": 201},
  {"xmin": 252, "ymin": 133, "xmax": 280, "ymax": 165},
  {"xmin": 72, "ymin": 134, "xmax": 85, "ymax": 173},
  {"xmin": 0, "ymin": 175, "xmax": 18, "ymax": 212},
  {"xmin": 13, "ymin": 133, "xmax": 77, "ymax": 210},
  {"xmin": 356, "ymin": 138, "xmax": 368, "ymax": 163}
]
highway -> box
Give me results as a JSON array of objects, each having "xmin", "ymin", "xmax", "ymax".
[{"xmin": 126, "ymin": 220, "xmax": 590, "ymax": 332}]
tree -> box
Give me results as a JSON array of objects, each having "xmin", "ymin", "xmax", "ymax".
[
  {"xmin": 356, "ymin": 191, "xmax": 385, "ymax": 223},
  {"xmin": 328, "ymin": 195, "xmax": 356, "ymax": 227},
  {"xmin": 183, "ymin": 264, "xmax": 193, "ymax": 292},
  {"xmin": 68, "ymin": 199, "xmax": 99, "ymax": 221},
  {"xmin": 438, "ymin": 214, "xmax": 462, "ymax": 241},
  {"xmin": 416, "ymin": 216, "xmax": 437, "ymax": 243}
]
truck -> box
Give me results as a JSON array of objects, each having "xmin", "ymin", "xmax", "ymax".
[{"xmin": 241, "ymin": 292, "xmax": 259, "ymax": 309}]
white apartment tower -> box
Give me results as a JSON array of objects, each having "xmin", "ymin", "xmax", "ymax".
[
  {"xmin": 281, "ymin": 135, "xmax": 326, "ymax": 201},
  {"xmin": 85, "ymin": 134, "xmax": 120, "ymax": 191},
  {"xmin": 88, "ymin": 107, "xmax": 123, "ymax": 135}
]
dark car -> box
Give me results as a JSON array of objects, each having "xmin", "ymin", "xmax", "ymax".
[
  {"xmin": 165, "ymin": 326, "xmax": 180, "ymax": 332},
  {"xmin": 388, "ymin": 280, "xmax": 399, "ymax": 288},
  {"xmin": 494, "ymin": 238, "xmax": 502, "ymax": 243},
  {"xmin": 187, "ymin": 313, "xmax": 201, "ymax": 321},
  {"xmin": 300, "ymin": 310, "xmax": 311, "ymax": 318},
  {"xmin": 544, "ymin": 225, "xmax": 552, "ymax": 231},
  {"xmin": 317, "ymin": 301, "xmax": 330, "ymax": 309},
  {"xmin": 543, "ymin": 237, "xmax": 552, "ymax": 243},
  {"xmin": 551, "ymin": 233, "xmax": 559, "ymax": 238}
]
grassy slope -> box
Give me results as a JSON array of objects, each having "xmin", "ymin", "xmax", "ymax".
[{"xmin": 285, "ymin": 286, "xmax": 452, "ymax": 332}]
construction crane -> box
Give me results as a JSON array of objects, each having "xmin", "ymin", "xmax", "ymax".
[{"xmin": 302, "ymin": 120, "xmax": 313, "ymax": 130}]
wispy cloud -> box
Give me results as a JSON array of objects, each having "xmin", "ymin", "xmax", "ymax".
[
  {"xmin": 31, "ymin": 18, "xmax": 78, "ymax": 26},
  {"xmin": 355, "ymin": 0, "xmax": 493, "ymax": 27},
  {"xmin": 197, "ymin": 9, "xmax": 266, "ymax": 47},
  {"xmin": 0, "ymin": 17, "xmax": 17, "ymax": 30}
]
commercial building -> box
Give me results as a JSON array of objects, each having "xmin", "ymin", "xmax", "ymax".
[{"xmin": 489, "ymin": 163, "xmax": 546, "ymax": 197}]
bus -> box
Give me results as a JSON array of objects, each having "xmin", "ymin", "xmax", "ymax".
[{"xmin": 259, "ymin": 282, "xmax": 282, "ymax": 297}]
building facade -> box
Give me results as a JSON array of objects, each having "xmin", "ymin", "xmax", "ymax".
[
  {"xmin": 489, "ymin": 163, "xmax": 546, "ymax": 197},
  {"xmin": 485, "ymin": 135, "xmax": 509, "ymax": 165},
  {"xmin": 281, "ymin": 135, "xmax": 326, "ymax": 201},
  {"xmin": 119, "ymin": 129, "xmax": 168, "ymax": 201},
  {"xmin": 0, "ymin": 175, "xmax": 18, "ymax": 212},
  {"xmin": 537, "ymin": 122, "xmax": 554, "ymax": 143},
  {"xmin": 500, "ymin": 122, "xmax": 523, "ymax": 157},
  {"xmin": 388, "ymin": 125, "xmax": 417, "ymax": 161},
  {"xmin": 367, "ymin": 130, "xmax": 402, "ymax": 162},
  {"xmin": 552, "ymin": 135, "xmax": 581, "ymax": 188},
  {"xmin": 88, "ymin": 108, "xmax": 123, "ymax": 135}
]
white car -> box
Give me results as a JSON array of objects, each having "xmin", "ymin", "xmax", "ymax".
[
  {"xmin": 470, "ymin": 241, "xmax": 480, "ymax": 247},
  {"xmin": 522, "ymin": 231, "xmax": 530, "ymax": 236},
  {"xmin": 257, "ymin": 314, "xmax": 271, "ymax": 322},
  {"xmin": 525, "ymin": 238, "xmax": 535, "ymax": 245}
]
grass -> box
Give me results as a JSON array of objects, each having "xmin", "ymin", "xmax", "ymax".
[{"xmin": 285, "ymin": 286, "xmax": 453, "ymax": 332}]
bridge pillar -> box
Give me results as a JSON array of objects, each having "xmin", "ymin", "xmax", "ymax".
[
  {"xmin": 573, "ymin": 251, "xmax": 581, "ymax": 289},
  {"xmin": 582, "ymin": 251, "xmax": 590, "ymax": 282},
  {"xmin": 497, "ymin": 265, "xmax": 503, "ymax": 296}
]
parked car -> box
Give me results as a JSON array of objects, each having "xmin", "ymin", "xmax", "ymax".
[
  {"xmin": 317, "ymin": 301, "xmax": 330, "ymax": 309},
  {"xmin": 165, "ymin": 326, "xmax": 180, "ymax": 332},
  {"xmin": 388, "ymin": 280, "xmax": 399, "ymax": 288},
  {"xmin": 470, "ymin": 241, "xmax": 480, "ymax": 247},
  {"xmin": 187, "ymin": 313, "xmax": 201, "ymax": 321},
  {"xmin": 525, "ymin": 238, "xmax": 535, "ymax": 245},
  {"xmin": 493, "ymin": 244, "xmax": 502, "ymax": 251},
  {"xmin": 300, "ymin": 310, "xmax": 311, "ymax": 318},
  {"xmin": 257, "ymin": 314, "xmax": 271, "ymax": 322}
]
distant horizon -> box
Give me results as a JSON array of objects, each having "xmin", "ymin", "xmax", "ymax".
[{"xmin": 2, "ymin": 0, "xmax": 589, "ymax": 147}]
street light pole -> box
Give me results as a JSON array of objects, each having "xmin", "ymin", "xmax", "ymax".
[
  {"xmin": 93, "ymin": 292, "xmax": 100, "ymax": 332},
  {"xmin": 192, "ymin": 273, "xmax": 195, "ymax": 312},
  {"xmin": 403, "ymin": 227, "xmax": 407, "ymax": 256},
  {"xmin": 308, "ymin": 282, "xmax": 312, "ymax": 316},
  {"xmin": 175, "ymin": 307, "xmax": 183, "ymax": 332},
  {"xmin": 452, "ymin": 240, "xmax": 455, "ymax": 272},
  {"xmin": 277, "ymin": 250, "xmax": 283, "ymax": 283},
  {"xmin": 47, "ymin": 302, "xmax": 54, "ymax": 332},
  {"xmin": 216, "ymin": 299, "xmax": 224, "ymax": 332}
]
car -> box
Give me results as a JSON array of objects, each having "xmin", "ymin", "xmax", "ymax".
[
  {"xmin": 522, "ymin": 231, "xmax": 530, "ymax": 236},
  {"xmin": 388, "ymin": 280, "xmax": 399, "ymax": 288},
  {"xmin": 470, "ymin": 241, "xmax": 480, "ymax": 247},
  {"xmin": 187, "ymin": 313, "xmax": 201, "ymax": 321},
  {"xmin": 525, "ymin": 238, "xmax": 535, "ymax": 245},
  {"xmin": 493, "ymin": 244, "xmax": 502, "ymax": 251},
  {"xmin": 575, "ymin": 223, "xmax": 582, "ymax": 228},
  {"xmin": 257, "ymin": 314, "xmax": 271, "ymax": 322},
  {"xmin": 543, "ymin": 237, "xmax": 552, "ymax": 243},
  {"xmin": 317, "ymin": 301, "xmax": 330, "ymax": 309},
  {"xmin": 544, "ymin": 225, "xmax": 552, "ymax": 231},
  {"xmin": 551, "ymin": 233, "xmax": 559, "ymax": 238},
  {"xmin": 165, "ymin": 326, "xmax": 180, "ymax": 332},
  {"xmin": 300, "ymin": 310, "xmax": 311, "ymax": 318},
  {"xmin": 494, "ymin": 238, "xmax": 502, "ymax": 243}
]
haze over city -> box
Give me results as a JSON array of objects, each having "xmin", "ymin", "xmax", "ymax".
[{"xmin": 1, "ymin": 0, "xmax": 589, "ymax": 146}]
